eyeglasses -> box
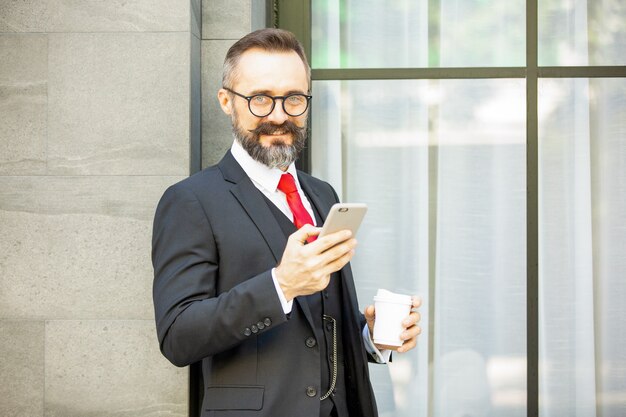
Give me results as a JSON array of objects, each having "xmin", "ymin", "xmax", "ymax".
[{"xmin": 223, "ymin": 87, "xmax": 312, "ymax": 118}]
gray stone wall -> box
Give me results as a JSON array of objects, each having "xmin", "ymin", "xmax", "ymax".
[
  {"xmin": 201, "ymin": 0, "xmax": 266, "ymax": 167},
  {"xmin": 0, "ymin": 1, "xmax": 199, "ymax": 415}
]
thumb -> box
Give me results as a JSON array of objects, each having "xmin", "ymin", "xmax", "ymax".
[
  {"xmin": 365, "ymin": 305, "xmax": 376, "ymax": 336},
  {"xmin": 290, "ymin": 224, "xmax": 321, "ymax": 244}
]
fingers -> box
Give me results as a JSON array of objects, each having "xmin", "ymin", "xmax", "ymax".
[
  {"xmin": 319, "ymin": 240, "xmax": 356, "ymax": 271},
  {"xmin": 397, "ymin": 296, "xmax": 422, "ymax": 353},
  {"xmin": 402, "ymin": 311, "xmax": 421, "ymax": 328},
  {"xmin": 278, "ymin": 227, "xmax": 356, "ymax": 300},
  {"xmin": 289, "ymin": 224, "xmax": 321, "ymax": 245},
  {"xmin": 309, "ymin": 229, "xmax": 354, "ymax": 253}
]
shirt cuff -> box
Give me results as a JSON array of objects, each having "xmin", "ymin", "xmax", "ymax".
[
  {"xmin": 271, "ymin": 268, "xmax": 293, "ymax": 314},
  {"xmin": 362, "ymin": 324, "xmax": 392, "ymax": 364}
]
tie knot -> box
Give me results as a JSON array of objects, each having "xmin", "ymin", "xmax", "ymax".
[{"xmin": 277, "ymin": 173, "xmax": 298, "ymax": 194}]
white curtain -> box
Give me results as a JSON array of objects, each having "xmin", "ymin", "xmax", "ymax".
[
  {"xmin": 539, "ymin": 77, "xmax": 626, "ymax": 417},
  {"xmin": 538, "ymin": 0, "xmax": 626, "ymax": 414},
  {"xmin": 311, "ymin": 78, "xmax": 527, "ymax": 417}
]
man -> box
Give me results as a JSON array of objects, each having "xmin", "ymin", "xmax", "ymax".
[{"xmin": 152, "ymin": 28, "xmax": 421, "ymax": 417}]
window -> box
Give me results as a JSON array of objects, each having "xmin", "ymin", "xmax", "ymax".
[{"xmin": 278, "ymin": 0, "xmax": 626, "ymax": 416}]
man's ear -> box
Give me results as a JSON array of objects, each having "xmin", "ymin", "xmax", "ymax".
[{"xmin": 218, "ymin": 88, "xmax": 233, "ymax": 115}]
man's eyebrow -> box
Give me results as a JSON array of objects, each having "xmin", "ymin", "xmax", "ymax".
[
  {"xmin": 247, "ymin": 89, "xmax": 308, "ymax": 96},
  {"xmin": 283, "ymin": 89, "xmax": 309, "ymax": 95},
  {"xmin": 247, "ymin": 89, "xmax": 271, "ymax": 95}
]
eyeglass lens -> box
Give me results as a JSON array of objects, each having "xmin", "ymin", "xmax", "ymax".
[{"xmin": 249, "ymin": 94, "xmax": 309, "ymax": 117}]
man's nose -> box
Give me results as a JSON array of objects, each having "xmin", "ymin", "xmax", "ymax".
[{"xmin": 265, "ymin": 99, "xmax": 289, "ymax": 124}]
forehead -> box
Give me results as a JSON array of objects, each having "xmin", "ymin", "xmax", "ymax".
[{"xmin": 233, "ymin": 48, "xmax": 309, "ymax": 93}]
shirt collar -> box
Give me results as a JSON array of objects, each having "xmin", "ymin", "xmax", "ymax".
[{"xmin": 231, "ymin": 139, "xmax": 300, "ymax": 192}]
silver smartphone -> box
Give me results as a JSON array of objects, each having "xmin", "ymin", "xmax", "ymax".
[{"xmin": 318, "ymin": 203, "xmax": 368, "ymax": 238}]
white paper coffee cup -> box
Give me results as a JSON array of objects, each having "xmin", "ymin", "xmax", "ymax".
[{"xmin": 373, "ymin": 289, "xmax": 412, "ymax": 347}]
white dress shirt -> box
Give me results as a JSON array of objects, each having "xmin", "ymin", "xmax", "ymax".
[{"xmin": 230, "ymin": 140, "xmax": 390, "ymax": 363}]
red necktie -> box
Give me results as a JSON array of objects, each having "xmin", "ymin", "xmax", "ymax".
[{"xmin": 277, "ymin": 173, "xmax": 317, "ymax": 243}]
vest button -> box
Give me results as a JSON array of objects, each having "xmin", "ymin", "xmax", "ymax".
[
  {"xmin": 306, "ymin": 386, "xmax": 317, "ymax": 397},
  {"xmin": 305, "ymin": 337, "xmax": 316, "ymax": 348}
]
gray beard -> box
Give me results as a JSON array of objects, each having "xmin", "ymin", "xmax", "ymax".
[{"xmin": 231, "ymin": 116, "xmax": 307, "ymax": 170}]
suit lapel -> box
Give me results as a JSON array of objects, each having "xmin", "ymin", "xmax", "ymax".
[{"xmin": 219, "ymin": 151, "xmax": 286, "ymax": 263}]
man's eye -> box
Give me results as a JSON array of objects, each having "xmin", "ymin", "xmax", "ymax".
[
  {"xmin": 287, "ymin": 95, "xmax": 305, "ymax": 104},
  {"xmin": 253, "ymin": 96, "xmax": 270, "ymax": 104}
]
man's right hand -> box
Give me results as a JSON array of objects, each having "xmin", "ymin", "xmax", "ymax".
[{"xmin": 274, "ymin": 224, "xmax": 357, "ymax": 301}]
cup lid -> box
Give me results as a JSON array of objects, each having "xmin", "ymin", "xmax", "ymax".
[{"xmin": 374, "ymin": 289, "xmax": 412, "ymax": 305}]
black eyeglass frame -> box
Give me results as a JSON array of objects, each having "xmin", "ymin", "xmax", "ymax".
[{"xmin": 223, "ymin": 87, "xmax": 313, "ymax": 118}]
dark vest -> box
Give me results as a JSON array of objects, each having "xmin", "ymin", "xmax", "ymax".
[{"xmin": 262, "ymin": 194, "xmax": 349, "ymax": 417}]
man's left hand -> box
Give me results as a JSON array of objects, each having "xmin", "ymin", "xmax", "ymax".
[{"xmin": 365, "ymin": 296, "xmax": 422, "ymax": 353}]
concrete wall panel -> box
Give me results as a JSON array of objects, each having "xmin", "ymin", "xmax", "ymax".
[
  {"xmin": 202, "ymin": 0, "xmax": 251, "ymax": 40},
  {"xmin": 0, "ymin": 0, "xmax": 189, "ymax": 32},
  {"xmin": 0, "ymin": 176, "xmax": 184, "ymax": 320},
  {"xmin": 47, "ymin": 33, "xmax": 189, "ymax": 176},
  {"xmin": 0, "ymin": 35, "xmax": 47, "ymax": 175},
  {"xmin": 44, "ymin": 320, "xmax": 187, "ymax": 417},
  {"xmin": 0, "ymin": 320, "xmax": 45, "ymax": 417},
  {"xmin": 201, "ymin": 40, "xmax": 236, "ymax": 167}
]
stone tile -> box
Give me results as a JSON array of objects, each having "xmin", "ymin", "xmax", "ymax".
[
  {"xmin": 251, "ymin": 0, "xmax": 270, "ymax": 31},
  {"xmin": 191, "ymin": 0, "xmax": 202, "ymax": 39},
  {"xmin": 0, "ymin": 320, "xmax": 45, "ymax": 417},
  {"xmin": 47, "ymin": 33, "xmax": 189, "ymax": 176},
  {"xmin": 202, "ymin": 0, "xmax": 251, "ymax": 40},
  {"xmin": 45, "ymin": 320, "xmax": 187, "ymax": 417},
  {"xmin": 201, "ymin": 40, "xmax": 236, "ymax": 167},
  {"xmin": 0, "ymin": 175, "xmax": 185, "ymax": 320},
  {"xmin": 0, "ymin": 0, "xmax": 189, "ymax": 32},
  {"xmin": 0, "ymin": 35, "xmax": 47, "ymax": 175}
]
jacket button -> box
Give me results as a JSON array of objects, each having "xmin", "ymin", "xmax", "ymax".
[
  {"xmin": 251, "ymin": 324, "xmax": 258, "ymax": 333},
  {"xmin": 264, "ymin": 318, "xmax": 272, "ymax": 327},
  {"xmin": 257, "ymin": 321, "xmax": 265, "ymax": 330},
  {"xmin": 306, "ymin": 386, "xmax": 317, "ymax": 397},
  {"xmin": 305, "ymin": 337, "xmax": 316, "ymax": 348},
  {"xmin": 244, "ymin": 328, "xmax": 252, "ymax": 336}
]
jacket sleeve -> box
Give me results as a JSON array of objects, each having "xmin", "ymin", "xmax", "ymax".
[{"xmin": 151, "ymin": 183, "xmax": 287, "ymax": 367}]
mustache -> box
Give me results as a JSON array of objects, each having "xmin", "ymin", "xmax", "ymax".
[{"xmin": 248, "ymin": 121, "xmax": 305, "ymax": 137}]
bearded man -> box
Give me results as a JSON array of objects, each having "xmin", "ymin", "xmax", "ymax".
[{"xmin": 152, "ymin": 28, "xmax": 421, "ymax": 417}]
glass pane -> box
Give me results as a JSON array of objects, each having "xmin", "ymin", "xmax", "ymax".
[
  {"xmin": 539, "ymin": 78, "xmax": 626, "ymax": 416},
  {"xmin": 539, "ymin": 0, "xmax": 626, "ymax": 66},
  {"xmin": 312, "ymin": 0, "xmax": 525, "ymax": 69},
  {"xmin": 311, "ymin": 79, "xmax": 527, "ymax": 417}
]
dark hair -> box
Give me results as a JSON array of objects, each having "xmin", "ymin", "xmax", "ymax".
[{"xmin": 222, "ymin": 28, "xmax": 311, "ymax": 89}]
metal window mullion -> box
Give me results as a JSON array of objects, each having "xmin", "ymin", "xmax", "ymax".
[
  {"xmin": 526, "ymin": 0, "xmax": 539, "ymax": 416},
  {"xmin": 539, "ymin": 66, "xmax": 626, "ymax": 78},
  {"xmin": 312, "ymin": 67, "xmax": 527, "ymax": 80},
  {"xmin": 427, "ymin": 0, "xmax": 441, "ymax": 414}
]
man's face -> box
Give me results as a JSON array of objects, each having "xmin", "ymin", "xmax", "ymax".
[{"xmin": 218, "ymin": 48, "xmax": 310, "ymax": 169}]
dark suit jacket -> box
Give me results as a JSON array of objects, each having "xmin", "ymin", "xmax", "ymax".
[{"xmin": 152, "ymin": 151, "xmax": 378, "ymax": 417}]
